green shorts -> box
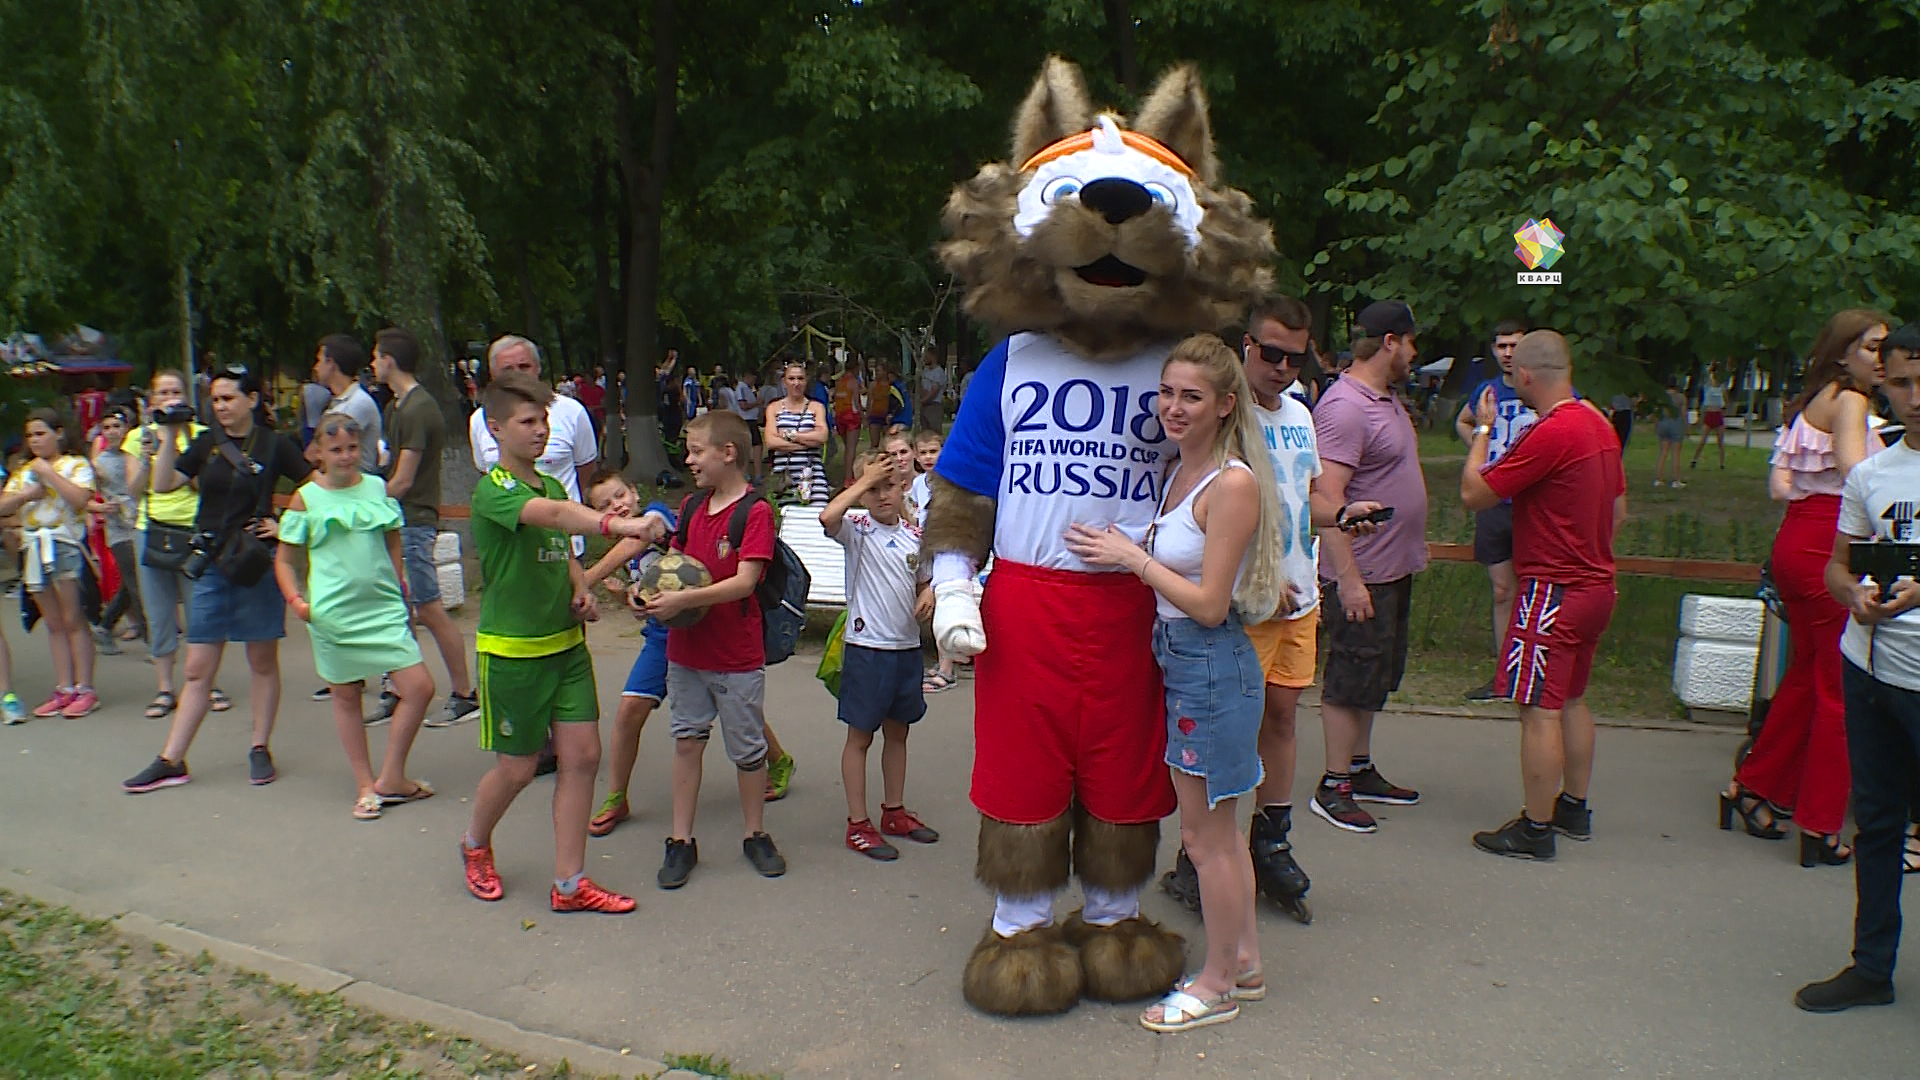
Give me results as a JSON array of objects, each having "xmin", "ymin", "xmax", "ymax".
[{"xmin": 477, "ymin": 643, "xmax": 599, "ymax": 757}]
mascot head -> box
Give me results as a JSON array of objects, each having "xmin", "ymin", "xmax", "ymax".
[{"xmin": 940, "ymin": 57, "xmax": 1274, "ymax": 360}]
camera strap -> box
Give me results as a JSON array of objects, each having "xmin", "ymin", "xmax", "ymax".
[{"xmin": 215, "ymin": 430, "xmax": 274, "ymax": 523}]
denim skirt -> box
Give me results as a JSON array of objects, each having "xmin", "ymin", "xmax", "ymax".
[
  {"xmin": 1153, "ymin": 611, "xmax": 1265, "ymax": 808},
  {"xmin": 187, "ymin": 567, "xmax": 287, "ymax": 644}
]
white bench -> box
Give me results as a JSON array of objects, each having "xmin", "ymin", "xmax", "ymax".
[{"xmin": 778, "ymin": 507, "xmax": 846, "ymax": 607}]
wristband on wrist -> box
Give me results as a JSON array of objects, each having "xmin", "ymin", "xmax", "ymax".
[{"xmin": 599, "ymin": 511, "xmax": 616, "ymax": 537}]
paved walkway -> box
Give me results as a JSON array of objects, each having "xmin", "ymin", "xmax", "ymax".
[{"xmin": 1, "ymin": 616, "xmax": 1914, "ymax": 1078}]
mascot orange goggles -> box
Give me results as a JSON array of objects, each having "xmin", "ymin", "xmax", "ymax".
[{"xmin": 1019, "ymin": 128, "xmax": 1197, "ymax": 178}]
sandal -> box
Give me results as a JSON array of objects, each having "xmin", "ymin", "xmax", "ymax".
[
  {"xmin": 1800, "ymin": 831, "xmax": 1853, "ymax": 868},
  {"xmin": 1182, "ymin": 971, "xmax": 1265, "ymax": 1003},
  {"xmin": 374, "ymin": 780, "xmax": 434, "ymax": 806},
  {"xmin": 209, "ymin": 688, "xmax": 232, "ymax": 712},
  {"xmin": 1905, "ymin": 824, "xmax": 1920, "ymax": 875},
  {"xmin": 1718, "ymin": 784, "xmax": 1784, "ymax": 840},
  {"xmin": 922, "ymin": 671, "xmax": 957, "ymax": 694},
  {"xmin": 352, "ymin": 794, "xmax": 383, "ymax": 821},
  {"xmin": 144, "ymin": 692, "xmax": 177, "ymax": 719},
  {"xmin": 1140, "ymin": 987, "xmax": 1239, "ymax": 1033}
]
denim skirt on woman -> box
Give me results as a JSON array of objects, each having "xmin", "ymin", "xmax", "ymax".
[{"xmin": 1152, "ymin": 611, "xmax": 1265, "ymax": 809}]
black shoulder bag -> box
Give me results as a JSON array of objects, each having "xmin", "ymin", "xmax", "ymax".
[
  {"xmin": 140, "ymin": 427, "xmax": 198, "ymax": 572},
  {"xmin": 211, "ymin": 431, "xmax": 277, "ymax": 588}
]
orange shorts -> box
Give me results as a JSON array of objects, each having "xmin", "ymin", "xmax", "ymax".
[{"xmin": 1243, "ymin": 612, "xmax": 1319, "ymax": 689}]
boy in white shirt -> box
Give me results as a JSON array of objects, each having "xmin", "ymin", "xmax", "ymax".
[{"xmin": 821, "ymin": 452, "xmax": 939, "ymax": 861}]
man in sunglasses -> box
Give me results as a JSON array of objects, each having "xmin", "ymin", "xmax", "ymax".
[{"xmin": 1453, "ymin": 319, "xmax": 1531, "ymax": 703}]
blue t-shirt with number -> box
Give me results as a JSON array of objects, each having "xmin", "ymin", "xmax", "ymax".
[{"xmin": 935, "ymin": 333, "xmax": 1172, "ymax": 570}]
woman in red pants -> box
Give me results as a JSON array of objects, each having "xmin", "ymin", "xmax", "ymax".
[{"xmin": 1722, "ymin": 309, "xmax": 1890, "ymax": 866}]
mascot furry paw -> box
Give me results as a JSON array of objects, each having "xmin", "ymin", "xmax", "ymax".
[{"xmin": 923, "ymin": 56, "xmax": 1272, "ymax": 1017}]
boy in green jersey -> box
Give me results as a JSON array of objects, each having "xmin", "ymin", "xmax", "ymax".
[{"xmin": 459, "ymin": 371, "xmax": 664, "ymax": 913}]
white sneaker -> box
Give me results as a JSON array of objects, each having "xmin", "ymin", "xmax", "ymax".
[
  {"xmin": 1652, "ymin": 480, "xmax": 1664, "ymax": 488},
  {"xmin": 1671, "ymin": 480, "xmax": 1686, "ymax": 490}
]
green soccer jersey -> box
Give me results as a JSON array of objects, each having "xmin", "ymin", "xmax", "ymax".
[{"xmin": 471, "ymin": 465, "xmax": 583, "ymax": 658}]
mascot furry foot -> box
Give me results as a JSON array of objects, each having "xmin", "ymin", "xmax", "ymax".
[
  {"xmin": 1062, "ymin": 911, "xmax": 1186, "ymax": 1003},
  {"xmin": 962, "ymin": 924, "xmax": 1086, "ymax": 1017}
]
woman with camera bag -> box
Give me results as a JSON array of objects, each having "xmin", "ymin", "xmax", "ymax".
[{"xmin": 123, "ymin": 366, "xmax": 310, "ymax": 793}]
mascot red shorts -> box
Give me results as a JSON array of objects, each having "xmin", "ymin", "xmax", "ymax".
[{"xmin": 971, "ymin": 560, "xmax": 1176, "ymax": 826}]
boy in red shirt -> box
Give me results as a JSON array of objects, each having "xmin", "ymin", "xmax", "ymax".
[
  {"xmin": 643, "ymin": 410, "xmax": 787, "ymax": 889},
  {"xmin": 1459, "ymin": 330, "xmax": 1627, "ymax": 861}
]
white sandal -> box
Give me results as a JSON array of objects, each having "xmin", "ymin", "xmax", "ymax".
[{"xmin": 1140, "ymin": 988, "xmax": 1239, "ymax": 1033}]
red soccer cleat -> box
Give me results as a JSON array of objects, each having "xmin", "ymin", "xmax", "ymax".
[
  {"xmin": 880, "ymin": 805, "xmax": 940, "ymax": 844},
  {"xmin": 463, "ymin": 842, "xmax": 504, "ymax": 901},
  {"xmin": 550, "ymin": 877, "xmax": 636, "ymax": 914}
]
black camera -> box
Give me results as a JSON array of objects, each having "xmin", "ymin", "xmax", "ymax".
[
  {"xmin": 180, "ymin": 532, "xmax": 219, "ymax": 580},
  {"xmin": 1849, "ymin": 540, "xmax": 1920, "ymax": 602},
  {"xmin": 150, "ymin": 402, "xmax": 196, "ymax": 425}
]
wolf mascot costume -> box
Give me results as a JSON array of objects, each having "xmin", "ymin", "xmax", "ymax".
[{"xmin": 924, "ymin": 57, "xmax": 1273, "ymax": 1016}]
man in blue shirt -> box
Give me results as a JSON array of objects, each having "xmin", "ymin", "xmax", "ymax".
[{"xmin": 1453, "ymin": 319, "xmax": 1531, "ymax": 702}]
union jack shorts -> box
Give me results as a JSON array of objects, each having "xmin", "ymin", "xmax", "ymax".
[{"xmin": 1496, "ymin": 580, "xmax": 1617, "ymax": 710}]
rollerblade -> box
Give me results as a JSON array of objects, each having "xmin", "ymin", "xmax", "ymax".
[
  {"xmin": 1159, "ymin": 848, "xmax": 1201, "ymax": 913},
  {"xmin": 1250, "ymin": 806, "xmax": 1312, "ymax": 924}
]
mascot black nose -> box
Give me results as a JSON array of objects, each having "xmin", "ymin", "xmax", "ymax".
[{"xmin": 1076, "ymin": 178, "xmax": 1153, "ymax": 224}]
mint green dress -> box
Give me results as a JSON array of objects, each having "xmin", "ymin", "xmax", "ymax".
[{"xmin": 278, "ymin": 475, "xmax": 423, "ymax": 684}]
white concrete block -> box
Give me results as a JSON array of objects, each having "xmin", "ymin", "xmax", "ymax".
[
  {"xmin": 1678, "ymin": 594, "xmax": 1763, "ymax": 644},
  {"xmin": 435, "ymin": 563, "xmax": 465, "ymax": 610},
  {"xmin": 432, "ymin": 531, "xmax": 461, "ymax": 565},
  {"xmin": 779, "ymin": 507, "xmax": 845, "ymax": 606},
  {"xmin": 1673, "ymin": 637, "xmax": 1757, "ymax": 711}
]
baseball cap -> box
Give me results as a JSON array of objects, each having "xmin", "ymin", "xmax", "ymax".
[{"xmin": 1354, "ymin": 300, "xmax": 1419, "ymax": 339}]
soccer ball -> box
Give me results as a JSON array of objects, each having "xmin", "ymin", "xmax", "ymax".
[{"xmin": 636, "ymin": 550, "xmax": 713, "ymax": 627}]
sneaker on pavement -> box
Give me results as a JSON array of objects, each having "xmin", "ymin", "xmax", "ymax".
[
  {"xmin": 658, "ymin": 838, "xmax": 698, "ymax": 890},
  {"xmin": 61, "ymin": 689, "xmax": 100, "ymax": 718},
  {"xmin": 880, "ymin": 806, "xmax": 939, "ymax": 844},
  {"xmin": 310, "ymin": 685, "xmax": 333, "ymax": 702},
  {"xmin": 123, "ymin": 756, "xmax": 190, "ymax": 793},
  {"xmin": 1, "ymin": 692, "xmax": 27, "ymax": 725},
  {"xmin": 248, "ymin": 746, "xmax": 277, "ymax": 786},
  {"xmin": 743, "ymin": 832, "xmax": 787, "ymax": 877},
  {"xmin": 550, "ymin": 877, "xmax": 636, "ymax": 914},
  {"xmin": 425, "ymin": 692, "xmax": 480, "ymax": 728},
  {"xmin": 1552, "ymin": 797, "xmax": 1593, "ymax": 841},
  {"xmin": 764, "ymin": 752, "xmax": 796, "ymax": 802},
  {"xmin": 1309, "ymin": 782, "xmax": 1378, "ymax": 834},
  {"xmin": 33, "ymin": 689, "xmax": 75, "ymax": 718},
  {"xmin": 1795, "ymin": 966, "xmax": 1896, "ymax": 1013},
  {"xmin": 1464, "ymin": 679, "xmax": 1509, "ymax": 703},
  {"xmin": 847, "ymin": 819, "xmax": 899, "ymax": 861},
  {"xmin": 1472, "ymin": 814, "xmax": 1557, "ymax": 860},
  {"xmin": 589, "ymin": 793, "xmax": 630, "ymax": 837},
  {"xmin": 91, "ymin": 625, "xmax": 122, "ymax": 656},
  {"xmin": 463, "ymin": 842, "xmax": 504, "ymax": 901},
  {"xmin": 1349, "ymin": 764, "xmax": 1420, "ymax": 805}
]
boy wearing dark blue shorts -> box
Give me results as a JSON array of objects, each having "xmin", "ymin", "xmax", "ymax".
[{"xmin": 821, "ymin": 452, "xmax": 939, "ymax": 860}]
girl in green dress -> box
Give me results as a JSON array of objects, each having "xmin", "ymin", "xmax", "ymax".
[{"xmin": 276, "ymin": 415, "xmax": 435, "ymax": 820}]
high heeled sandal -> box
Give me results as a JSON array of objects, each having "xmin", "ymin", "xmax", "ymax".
[
  {"xmin": 1800, "ymin": 832, "xmax": 1852, "ymax": 868},
  {"xmin": 1719, "ymin": 787, "xmax": 1785, "ymax": 840}
]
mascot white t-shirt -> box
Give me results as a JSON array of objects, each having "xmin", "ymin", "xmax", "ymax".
[{"xmin": 937, "ymin": 332, "xmax": 1172, "ymax": 567}]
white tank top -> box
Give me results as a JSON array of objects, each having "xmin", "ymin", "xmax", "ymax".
[{"xmin": 1147, "ymin": 459, "xmax": 1251, "ymax": 621}]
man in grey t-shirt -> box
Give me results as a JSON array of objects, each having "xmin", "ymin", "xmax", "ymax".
[{"xmin": 313, "ymin": 333, "xmax": 383, "ymax": 473}]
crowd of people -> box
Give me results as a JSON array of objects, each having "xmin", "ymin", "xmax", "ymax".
[{"xmin": 4, "ymin": 300, "xmax": 1920, "ymax": 1027}]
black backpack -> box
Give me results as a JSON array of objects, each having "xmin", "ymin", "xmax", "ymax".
[{"xmin": 674, "ymin": 491, "xmax": 811, "ymax": 665}]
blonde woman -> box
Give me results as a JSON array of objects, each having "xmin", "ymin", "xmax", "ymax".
[{"xmin": 1066, "ymin": 334, "xmax": 1285, "ymax": 1033}]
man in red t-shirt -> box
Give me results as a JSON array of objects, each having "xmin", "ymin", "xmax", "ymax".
[{"xmin": 1459, "ymin": 330, "xmax": 1626, "ymax": 861}]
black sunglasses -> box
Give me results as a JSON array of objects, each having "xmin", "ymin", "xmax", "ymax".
[{"xmin": 1255, "ymin": 343, "xmax": 1311, "ymax": 367}]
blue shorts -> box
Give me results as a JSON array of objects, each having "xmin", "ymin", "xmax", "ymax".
[
  {"xmin": 1153, "ymin": 613, "xmax": 1264, "ymax": 809},
  {"xmin": 837, "ymin": 643, "xmax": 927, "ymax": 734},
  {"xmin": 188, "ymin": 567, "xmax": 287, "ymax": 644},
  {"xmin": 400, "ymin": 525, "xmax": 441, "ymax": 606},
  {"xmin": 622, "ymin": 622, "xmax": 671, "ymax": 701},
  {"xmin": 24, "ymin": 539, "xmax": 84, "ymax": 593}
]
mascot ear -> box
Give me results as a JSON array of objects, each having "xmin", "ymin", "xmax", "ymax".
[
  {"xmin": 1011, "ymin": 56, "xmax": 1095, "ymax": 166},
  {"xmin": 1132, "ymin": 64, "xmax": 1218, "ymax": 186}
]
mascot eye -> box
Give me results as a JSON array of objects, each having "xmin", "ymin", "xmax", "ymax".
[
  {"xmin": 1144, "ymin": 182, "xmax": 1178, "ymax": 210},
  {"xmin": 1040, "ymin": 177, "xmax": 1082, "ymax": 205}
]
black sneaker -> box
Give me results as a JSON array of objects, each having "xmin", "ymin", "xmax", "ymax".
[
  {"xmin": 1552, "ymin": 796, "xmax": 1592, "ymax": 841},
  {"xmin": 1464, "ymin": 678, "xmax": 1509, "ymax": 703},
  {"xmin": 248, "ymin": 746, "xmax": 277, "ymax": 786},
  {"xmin": 123, "ymin": 756, "xmax": 190, "ymax": 794},
  {"xmin": 310, "ymin": 685, "xmax": 332, "ymax": 702},
  {"xmin": 1309, "ymin": 781, "xmax": 1378, "ymax": 834},
  {"xmin": 1349, "ymin": 764, "xmax": 1420, "ymax": 805},
  {"xmin": 658, "ymin": 838, "xmax": 698, "ymax": 890},
  {"xmin": 743, "ymin": 832, "xmax": 787, "ymax": 878},
  {"xmin": 1794, "ymin": 966, "xmax": 1896, "ymax": 1013},
  {"xmin": 1472, "ymin": 815, "xmax": 1556, "ymax": 860},
  {"xmin": 425, "ymin": 692, "xmax": 480, "ymax": 729}
]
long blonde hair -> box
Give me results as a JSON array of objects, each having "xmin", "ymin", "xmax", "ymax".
[{"xmin": 1163, "ymin": 334, "xmax": 1285, "ymax": 623}]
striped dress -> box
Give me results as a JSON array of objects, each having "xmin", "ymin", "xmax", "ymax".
[{"xmin": 771, "ymin": 400, "xmax": 829, "ymax": 507}]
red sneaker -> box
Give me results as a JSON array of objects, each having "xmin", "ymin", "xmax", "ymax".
[
  {"xmin": 462, "ymin": 842, "xmax": 504, "ymax": 901},
  {"xmin": 880, "ymin": 806, "xmax": 940, "ymax": 844},
  {"xmin": 846, "ymin": 818, "xmax": 899, "ymax": 861},
  {"xmin": 550, "ymin": 877, "xmax": 636, "ymax": 914}
]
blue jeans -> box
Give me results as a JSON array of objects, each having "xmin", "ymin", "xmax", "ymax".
[
  {"xmin": 1841, "ymin": 659, "xmax": 1920, "ymax": 980},
  {"xmin": 1153, "ymin": 612, "xmax": 1264, "ymax": 809}
]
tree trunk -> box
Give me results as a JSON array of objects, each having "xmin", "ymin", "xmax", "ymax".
[
  {"xmin": 591, "ymin": 161, "xmax": 617, "ymax": 369},
  {"xmin": 614, "ymin": 0, "xmax": 678, "ymax": 482},
  {"xmin": 176, "ymin": 259, "xmax": 194, "ymax": 379},
  {"xmin": 1105, "ymin": 0, "xmax": 1139, "ymax": 94}
]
